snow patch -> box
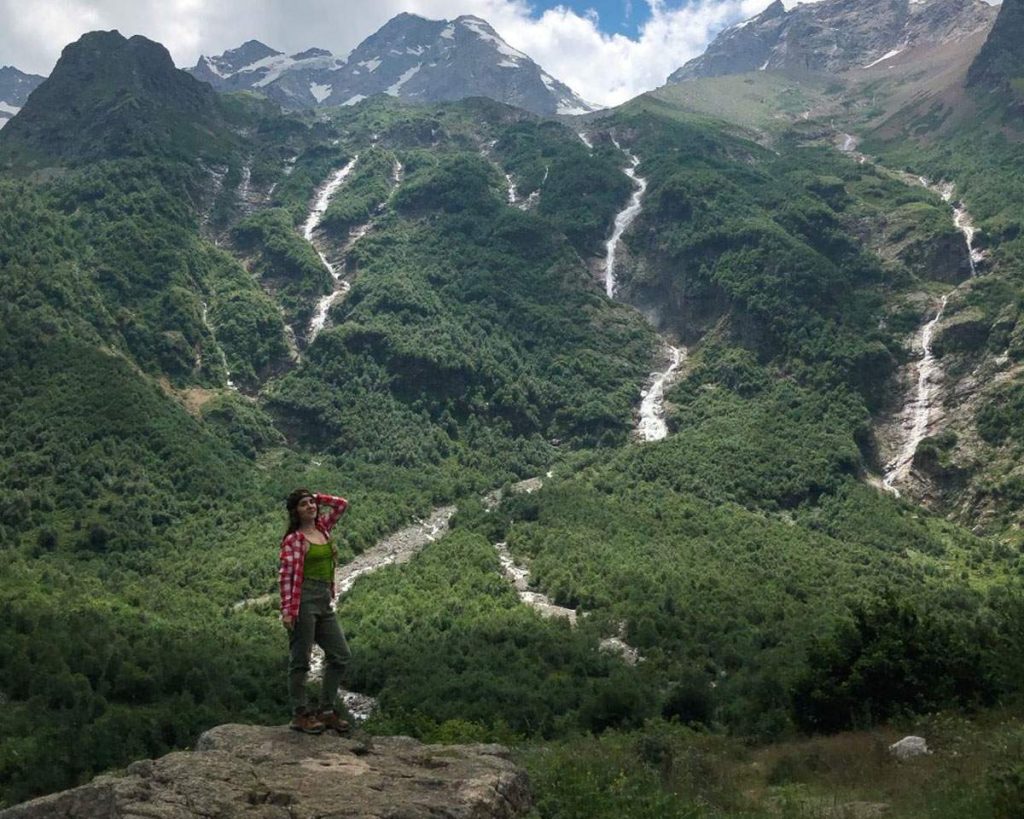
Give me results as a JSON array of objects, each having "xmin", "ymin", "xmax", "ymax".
[
  {"xmin": 497, "ymin": 60, "xmax": 518, "ymax": 68},
  {"xmin": 406, "ymin": 46, "xmax": 425, "ymax": 55},
  {"xmin": 240, "ymin": 54, "xmax": 298, "ymax": 87},
  {"xmin": 557, "ymin": 103, "xmax": 591, "ymax": 116},
  {"xmin": 440, "ymin": 24, "xmax": 455, "ymax": 39},
  {"xmin": 386, "ymin": 64, "xmax": 422, "ymax": 96},
  {"xmin": 863, "ymin": 47, "xmax": 904, "ymax": 69},
  {"xmin": 539, "ymin": 73, "xmax": 556, "ymax": 92},
  {"xmin": 201, "ymin": 55, "xmax": 228, "ymax": 78},
  {"xmin": 343, "ymin": 94, "xmax": 367, "ymax": 106},
  {"xmin": 460, "ymin": 17, "xmax": 528, "ymax": 61},
  {"xmin": 309, "ymin": 82, "xmax": 332, "ymax": 103},
  {"xmin": 359, "ymin": 58, "xmax": 382, "ymax": 72},
  {"xmin": 0, "ymin": 101, "xmax": 20, "ymax": 116}
]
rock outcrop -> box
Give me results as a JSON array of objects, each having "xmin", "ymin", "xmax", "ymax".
[
  {"xmin": 0, "ymin": 724, "xmax": 532, "ymax": 819},
  {"xmin": 0, "ymin": 66, "xmax": 45, "ymax": 129},
  {"xmin": 967, "ymin": 0, "xmax": 1024, "ymax": 92},
  {"xmin": 669, "ymin": 0, "xmax": 997, "ymax": 82}
]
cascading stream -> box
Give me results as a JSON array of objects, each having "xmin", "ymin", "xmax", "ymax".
[
  {"xmin": 604, "ymin": 138, "xmax": 648, "ymax": 299},
  {"xmin": 882, "ymin": 294, "xmax": 950, "ymax": 496},
  {"xmin": 603, "ymin": 138, "xmax": 684, "ymax": 441},
  {"xmin": 881, "ymin": 176, "xmax": 982, "ymax": 494},
  {"xmin": 936, "ymin": 181, "xmax": 984, "ymax": 276},
  {"xmin": 286, "ymin": 479, "xmax": 642, "ymax": 717},
  {"xmin": 303, "ymin": 157, "xmax": 359, "ymax": 343},
  {"xmin": 637, "ymin": 345, "xmax": 686, "ymax": 442},
  {"xmin": 200, "ymin": 301, "xmax": 236, "ymax": 390}
]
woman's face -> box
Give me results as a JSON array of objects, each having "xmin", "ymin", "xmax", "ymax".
[{"xmin": 297, "ymin": 495, "xmax": 318, "ymax": 525}]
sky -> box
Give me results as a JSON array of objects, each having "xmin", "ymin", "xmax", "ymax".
[{"xmin": 0, "ymin": 0, "xmax": 825, "ymax": 106}]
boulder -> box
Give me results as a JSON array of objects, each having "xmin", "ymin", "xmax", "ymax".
[
  {"xmin": 888, "ymin": 735, "xmax": 931, "ymax": 760},
  {"xmin": 0, "ymin": 724, "xmax": 532, "ymax": 819}
]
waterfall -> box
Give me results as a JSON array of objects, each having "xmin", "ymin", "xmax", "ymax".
[
  {"xmin": 882, "ymin": 294, "xmax": 950, "ymax": 495},
  {"xmin": 303, "ymin": 157, "xmax": 359, "ymax": 343},
  {"xmin": 604, "ymin": 139, "xmax": 648, "ymax": 299},
  {"xmin": 637, "ymin": 345, "xmax": 685, "ymax": 442}
]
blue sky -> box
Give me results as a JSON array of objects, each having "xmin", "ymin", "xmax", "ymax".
[{"xmin": 553, "ymin": 0, "xmax": 653, "ymax": 37}]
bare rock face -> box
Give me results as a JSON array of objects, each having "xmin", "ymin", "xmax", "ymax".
[
  {"xmin": 0, "ymin": 724, "xmax": 532, "ymax": 819},
  {"xmin": 669, "ymin": 0, "xmax": 997, "ymax": 81}
]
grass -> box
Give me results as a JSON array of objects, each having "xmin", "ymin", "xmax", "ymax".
[
  {"xmin": 516, "ymin": 709, "xmax": 1024, "ymax": 818},
  {"xmin": 641, "ymin": 72, "xmax": 837, "ymax": 135}
]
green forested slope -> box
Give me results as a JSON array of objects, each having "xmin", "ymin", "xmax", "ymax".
[{"xmin": 2, "ymin": 29, "xmax": 1024, "ymax": 815}]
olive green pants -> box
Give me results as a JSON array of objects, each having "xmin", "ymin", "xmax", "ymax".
[{"xmin": 287, "ymin": 579, "xmax": 351, "ymax": 714}]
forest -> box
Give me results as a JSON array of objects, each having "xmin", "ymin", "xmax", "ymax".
[{"xmin": 1, "ymin": 51, "xmax": 1024, "ymax": 816}]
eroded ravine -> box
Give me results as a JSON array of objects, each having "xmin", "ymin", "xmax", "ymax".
[
  {"xmin": 200, "ymin": 301, "xmax": 236, "ymax": 390},
  {"xmin": 867, "ymin": 169, "xmax": 982, "ymax": 494}
]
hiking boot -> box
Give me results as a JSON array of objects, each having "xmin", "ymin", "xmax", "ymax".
[
  {"xmin": 290, "ymin": 710, "xmax": 325, "ymax": 734},
  {"xmin": 318, "ymin": 709, "xmax": 351, "ymax": 734}
]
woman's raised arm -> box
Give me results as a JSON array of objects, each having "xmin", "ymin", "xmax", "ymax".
[{"xmin": 315, "ymin": 493, "xmax": 349, "ymax": 535}]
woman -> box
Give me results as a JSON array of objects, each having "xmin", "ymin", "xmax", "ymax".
[{"xmin": 279, "ymin": 488, "xmax": 352, "ymax": 734}]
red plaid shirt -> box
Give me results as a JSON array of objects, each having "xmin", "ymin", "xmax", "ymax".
[{"xmin": 279, "ymin": 493, "xmax": 349, "ymax": 620}]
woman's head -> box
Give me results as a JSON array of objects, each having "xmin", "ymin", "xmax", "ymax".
[{"xmin": 285, "ymin": 488, "xmax": 317, "ymax": 533}]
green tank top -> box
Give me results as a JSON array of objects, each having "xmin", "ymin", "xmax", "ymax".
[{"xmin": 303, "ymin": 540, "xmax": 334, "ymax": 582}]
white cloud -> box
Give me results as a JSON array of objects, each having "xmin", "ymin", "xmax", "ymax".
[{"xmin": 0, "ymin": 0, "xmax": 842, "ymax": 106}]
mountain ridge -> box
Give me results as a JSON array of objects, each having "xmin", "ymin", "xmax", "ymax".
[
  {"xmin": 669, "ymin": 0, "xmax": 998, "ymax": 81},
  {"xmin": 186, "ymin": 13, "xmax": 597, "ymax": 116},
  {"xmin": 967, "ymin": 0, "xmax": 1024, "ymax": 92},
  {"xmin": 0, "ymin": 30, "xmax": 229, "ymax": 164},
  {"xmin": 0, "ymin": 66, "xmax": 45, "ymax": 129}
]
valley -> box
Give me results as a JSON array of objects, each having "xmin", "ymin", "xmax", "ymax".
[{"xmin": 1, "ymin": 0, "xmax": 1024, "ymax": 816}]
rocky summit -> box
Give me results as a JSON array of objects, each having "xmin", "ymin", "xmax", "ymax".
[
  {"xmin": 0, "ymin": 724, "xmax": 532, "ymax": 819},
  {"xmin": 1, "ymin": 30, "xmax": 223, "ymax": 163},
  {"xmin": 187, "ymin": 13, "xmax": 597, "ymax": 116},
  {"xmin": 668, "ymin": 0, "xmax": 998, "ymax": 81},
  {"xmin": 0, "ymin": 67, "xmax": 45, "ymax": 129}
]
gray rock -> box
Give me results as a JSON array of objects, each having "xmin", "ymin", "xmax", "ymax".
[
  {"xmin": 669, "ymin": 0, "xmax": 997, "ymax": 82},
  {"xmin": 0, "ymin": 65, "xmax": 46, "ymax": 128},
  {"xmin": 0, "ymin": 724, "xmax": 532, "ymax": 819},
  {"xmin": 888, "ymin": 735, "xmax": 931, "ymax": 760}
]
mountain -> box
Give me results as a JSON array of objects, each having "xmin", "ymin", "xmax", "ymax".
[
  {"xmin": 968, "ymin": 0, "xmax": 1024, "ymax": 91},
  {"xmin": 669, "ymin": 0, "xmax": 998, "ymax": 81},
  {"xmin": 0, "ymin": 30, "xmax": 228, "ymax": 164},
  {"xmin": 0, "ymin": 66, "xmax": 45, "ymax": 129},
  {"xmin": 187, "ymin": 39, "xmax": 344, "ymax": 107},
  {"xmin": 187, "ymin": 14, "xmax": 598, "ymax": 116},
  {"xmin": 321, "ymin": 13, "xmax": 596, "ymax": 115},
  {"xmin": 4, "ymin": 18, "xmax": 1024, "ymax": 818}
]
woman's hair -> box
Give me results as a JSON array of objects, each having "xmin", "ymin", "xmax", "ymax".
[{"xmin": 285, "ymin": 488, "xmax": 316, "ymax": 534}]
